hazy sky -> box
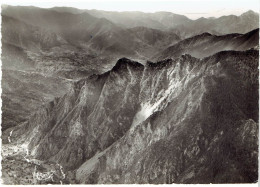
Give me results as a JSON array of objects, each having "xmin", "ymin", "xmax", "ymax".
[{"xmin": 1, "ymin": 0, "xmax": 259, "ymax": 19}]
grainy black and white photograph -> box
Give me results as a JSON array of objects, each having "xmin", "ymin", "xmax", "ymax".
[{"xmin": 0, "ymin": 0, "xmax": 259, "ymax": 185}]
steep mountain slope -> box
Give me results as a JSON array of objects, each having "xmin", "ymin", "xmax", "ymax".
[
  {"xmin": 2, "ymin": 8, "xmax": 119, "ymax": 52},
  {"xmin": 154, "ymin": 28, "xmax": 259, "ymax": 61},
  {"xmin": 1, "ymin": 42, "xmax": 35, "ymax": 70},
  {"xmin": 128, "ymin": 26, "xmax": 180, "ymax": 51},
  {"xmin": 9, "ymin": 50, "xmax": 258, "ymax": 184},
  {"xmin": 2, "ymin": 6, "xmax": 109, "ymax": 44},
  {"xmin": 1, "ymin": 15, "xmax": 68, "ymax": 72},
  {"xmin": 2, "ymin": 6, "xmax": 132, "ymax": 54},
  {"xmin": 2, "ymin": 15, "xmax": 66, "ymax": 52},
  {"xmin": 1, "ymin": 69, "xmax": 72, "ymax": 131}
]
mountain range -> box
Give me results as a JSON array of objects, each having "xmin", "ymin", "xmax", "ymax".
[
  {"xmin": 8, "ymin": 50, "xmax": 259, "ymax": 184},
  {"xmin": 1, "ymin": 5, "xmax": 259, "ymax": 185},
  {"xmin": 51, "ymin": 7, "xmax": 259, "ymax": 37}
]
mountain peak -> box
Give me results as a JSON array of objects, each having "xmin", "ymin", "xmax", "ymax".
[
  {"xmin": 112, "ymin": 58, "xmax": 144, "ymax": 71},
  {"xmin": 147, "ymin": 59, "xmax": 173, "ymax": 69},
  {"xmin": 241, "ymin": 10, "xmax": 259, "ymax": 16},
  {"xmin": 199, "ymin": 32, "xmax": 212, "ymax": 37}
]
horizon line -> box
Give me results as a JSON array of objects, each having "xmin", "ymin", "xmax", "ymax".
[{"xmin": 1, "ymin": 4, "xmax": 259, "ymax": 20}]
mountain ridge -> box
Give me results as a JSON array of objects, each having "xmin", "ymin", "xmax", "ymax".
[
  {"xmin": 1, "ymin": 5, "xmax": 259, "ymax": 185},
  {"xmin": 6, "ymin": 49, "xmax": 258, "ymax": 183},
  {"xmin": 3, "ymin": 5, "xmax": 258, "ymax": 36},
  {"xmin": 153, "ymin": 28, "xmax": 259, "ymax": 61}
]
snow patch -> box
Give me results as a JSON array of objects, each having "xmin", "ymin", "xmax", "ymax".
[
  {"xmin": 8, "ymin": 130, "xmax": 13, "ymax": 143},
  {"xmin": 131, "ymin": 78, "xmax": 181, "ymax": 132},
  {"xmin": 70, "ymin": 119, "xmax": 84, "ymax": 137}
]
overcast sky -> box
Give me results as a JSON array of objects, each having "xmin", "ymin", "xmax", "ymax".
[{"xmin": 1, "ymin": 0, "xmax": 259, "ymax": 19}]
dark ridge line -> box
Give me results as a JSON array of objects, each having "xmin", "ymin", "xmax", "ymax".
[
  {"xmin": 112, "ymin": 57, "xmax": 144, "ymax": 71},
  {"xmin": 84, "ymin": 48, "xmax": 259, "ymax": 84},
  {"xmin": 166, "ymin": 28, "xmax": 259, "ymax": 51},
  {"xmin": 202, "ymin": 49, "xmax": 259, "ymax": 62},
  {"xmin": 82, "ymin": 57, "xmax": 144, "ymax": 84}
]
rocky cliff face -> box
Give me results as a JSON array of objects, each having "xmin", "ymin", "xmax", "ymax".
[{"xmin": 11, "ymin": 50, "xmax": 258, "ymax": 183}]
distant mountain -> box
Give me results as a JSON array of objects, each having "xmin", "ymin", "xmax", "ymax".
[
  {"xmin": 50, "ymin": 8, "xmax": 169, "ymax": 30},
  {"xmin": 2, "ymin": 5, "xmax": 258, "ymax": 58},
  {"xmin": 128, "ymin": 26, "xmax": 180, "ymax": 46},
  {"xmin": 51, "ymin": 6, "xmax": 85, "ymax": 14},
  {"xmin": 2, "ymin": 6, "xmax": 182, "ymax": 74},
  {"xmin": 48, "ymin": 7, "xmax": 259, "ymax": 37},
  {"xmin": 172, "ymin": 10, "xmax": 259, "ymax": 38},
  {"xmin": 2, "ymin": 15, "xmax": 66, "ymax": 52},
  {"xmin": 1, "ymin": 14, "xmax": 110, "ymax": 77},
  {"xmin": 2, "ymin": 6, "xmax": 122, "ymax": 47},
  {"xmin": 8, "ymin": 50, "xmax": 258, "ymax": 183},
  {"xmin": 4, "ymin": 6, "xmax": 258, "ymax": 37},
  {"xmin": 83, "ymin": 10, "xmax": 191, "ymax": 30},
  {"xmin": 154, "ymin": 28, "xmax": 259, "ymax": 61}
]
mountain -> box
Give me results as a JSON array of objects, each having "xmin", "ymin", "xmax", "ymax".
[
  {"xmin": 1, "ymin": 6, "xmax": 258, "ymax": 133},
  {"xmin": 2, "ymin": 6, "xmax": 119, "ymax": 48},
  {"xmin": 2, "ymin": 5, "xmax": 258, "ymax": 65},
  {"xmin": 7, "ymin": 50, "xmax": 258, "ymax": 184},
  {"xmin": 1, "ymin": 6, "xmax": 182, "ymax": 77},
  {"xmin": 1, "ymin": 11, "xmax": 123, "ymax": 77},
  {"xmin": 2, "ymin": 15, "xmax": 66, "ymax": 51},
  {"xmin": 2, "ymin": 6, "xmax": 182, "ymax": 55},
  {"xmin": 52, "ymin": 8, "xmax": 259, "ymax": 37},
  {"xmin": 48, "ymin": 7, "xmax": 259, "ymax": 37},
  {"xmin": 1, "ymin": 15, "xmax": 68, "ymax": 72},
  {"xmin": 1, "ymin": 42, "xmax": 35, "ymax": 71},
  {"xmin": 128, "ymin": 26, "xmax": 180, "ymax": 46},
  {"xmin": 173, "ymin": 10, "xmax": 259, "ymax": 38},
  {"xmin": 1, "ymin": 12, "xmax": 113, "ymax": 132},
  {"xmin": 4, "ymin": 6, "xmax": 258, "ymax": 40},
  {"xmin": 1, "ymin": 5, "xmax": 259, "ymax": 185},
  {"xmin": 83, "ymin": 10, "xmax": 191, "ymax": 30},
  {"xmin": 1, "ymin": 69, "xmax": 72, "ymax": 131},
  {"xmin": 154, "ymin": 28, "xmax": 259, "ymax": 61}
]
